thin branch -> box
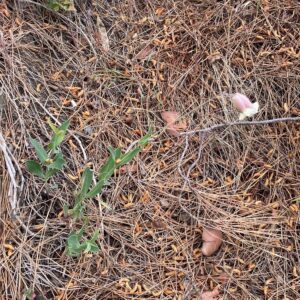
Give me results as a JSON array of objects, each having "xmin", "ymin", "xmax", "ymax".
[
  {"xmin": 0, "ymin": 132, "xmax": 36, "ymax": 236},
  {"xmin": 0, "ymin": 132, "xmax": 17, "ymax": 212},
  {"xmin": 181, "ymin": 116, "xmax": 300, "ymax": 135}
]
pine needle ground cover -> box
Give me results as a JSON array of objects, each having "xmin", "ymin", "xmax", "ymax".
[{"xmin": 0, "ymin": 1, "xmax": 299, "ymax": 299}]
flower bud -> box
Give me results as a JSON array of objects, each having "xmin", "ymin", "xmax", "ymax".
[{"xmin": 231, "ymin": 93, "xmax": 259, "ymax": 120}]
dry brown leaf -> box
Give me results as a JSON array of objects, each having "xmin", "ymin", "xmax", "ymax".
[
  {"xmin": 51, "ymin": 72, "xmax": 61, "ymax": 81},
  {"xmin": 201, "ymin": 227, "xmax": 222, "ymax": 256},
  {"xmin": 155, "ymin": 7, "xmax": 165, "ymax": 16},
  {"xmin": 161, "ymin": 111, "xmax": 187, "ymax": 137},
  {"xmin": 200, "ymin": 287, "xmax": 219, "ymax": 300},
  {"xmin": 0, "ymin": 4, "xmax": 10, "ymax": 17},
  {"xmin": 214, "ymin": 272, "xmax": 229, "ymax": 284},
  {"xmin": 136, "ymin": 45, "xmax": 154, "ymax": 60},
  {"xmin": 207, "ymin": 51, "xmax": 222, "ymax": 62},
  {"xmin": 261, "ymin": 0, "xmax": 270, "ymax": 12}
]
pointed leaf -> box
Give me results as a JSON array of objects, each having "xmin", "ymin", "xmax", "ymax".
[
  {"xmin": 48, "ymin": 120, "xmax": 69, "ymax": 150},
  {"xmin": 292, "ymin": 196, "xmax": 300, "ymax": 202},
  {"xmin": 117, "ymin": 147, "xmax": 141, "ymax": 167},
  {"xmin": 26, "ymin": 160, "xmax": 44, "ymax": 178},
  {"xmin": 48, "ymin": 152, "xmax": 65, "ymax": 170},
  {"xmin": 84, "ymin": 241, "xmax": 99, "ymax": 253},
  {"xmin": 83, "ymin": 229, "xmax": 100, "ymax": 253},
  {"xmin": 78, "ymin": 225, "xmax": 85, "ymax": 238},
  {"xmin": 138, "ymin": 132, "xmax": 151, "ymax": 147},
  {"xmin": 84, "ymin": 242, "xmax": 92, "ymax": 253},
  {"xmin": 108, "ymin": 146, "xmax": 116, "ymax": 159},
  {"xmin": 78, "ymin": 168, "xmax": 93, "ymax": 200},
  {"xmin": 91, "ymin": 229, "xmax": 100, "ymax": 242},
  {"xmin": 59, "ymin": 120, "xmax": 70, "ymax": 132},
  {"xmin": 71, "ymin": 202, "xmax": 85, "ymax": 219},
  {"xmin": 30, "ymin": 138, "xmax": 48, "ymax": 163},
  {"xmin": 115, "ymin": 148, "xmax": 121, "ymax": 159},
  {"xmin": 108, "ymin": 146, "xmax": 121, "ymax": 160},
  {"xmin": 48, "ymin": 130, "xmax": 65, "ymax": 150},
  {"xmin": 86, "ymin": 181, "xmax": 105, "ymax": 198},
  {"xmin": 45, "ymin": 168, "xmax": 59, "ymax": 180},
  {"xmin": 47, "ymin": 118, "xmax": 59, "ymax": 134},
  {"xmin": 89, "ymin": 242, "xmax": 100, "ymax": 253},
  {"xmin": 97, "ymin": 155, "xmax": 116, "ymax": 182}
]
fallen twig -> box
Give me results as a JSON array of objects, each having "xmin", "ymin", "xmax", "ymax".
[{"xmin": 181, "ymin": 116, "xmax": 300, "ymax": 135}]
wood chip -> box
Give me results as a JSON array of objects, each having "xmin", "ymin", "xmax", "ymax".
[{"xmin": 96, "ymin": 16, "xmax": 109, "ymax": 52}]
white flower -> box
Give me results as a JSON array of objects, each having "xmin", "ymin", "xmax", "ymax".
[{"xmin": 231, "ymin": 93, "xmax": 259, "ymax": 120}]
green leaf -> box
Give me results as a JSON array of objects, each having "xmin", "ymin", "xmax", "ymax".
[
  {"xmin": 30, "ymin": 138, "xmax": 48, "ymax": 163},
  {"xmin": 90, "ymin": 242, "xmax": 100, "ymax": 253},
  {"xmin": 99, "ymin": 199, "xmax": 110, "ymax": 209},
  {"xmin": 77, "ymin": 168, "xmax": 93, "ymax": 200},
  {"xmin": 117, "ymin": 147, "xmax": 141, "ymax": 167},
  {"xmin": 48, "ymin": 152, "xmax": 65, "ymax": 170},
  {"xmin": 59, "ymin": 120, "xmax": 70, "ymax": 132},
  {"xmin": 45, "ymin": 168, "xmax": 59, "ymax": 180},
  {"xmin": 47, "ymin": 0, "xmax": 72, "ymax": 11},
  {"xmin": 65, "ymin": 227, "xmax": 100, "ymax": 257},
  {"xmin": 48, "ymin": 1, "xmax": 60, "ymax": 11},
  {"xmin": 47, "ymin": 118, "xmax": 59, "ymax": 134},
  {"xmin": 108, "ymin": 146, "xmax": 116, "ymax": 159},
  {"xmin": 26, "ymin": 160, "xmax": 44, "ymax": 178},
  {"xmin": 138, "ymin": 132, "xmax": 152, "ymax": 147},
  {"xmin": 67, "ymin": 232, "xmax": 81, "ymax": 249},
  {"xmin": 97, "ymin": 155, "xmax": 116, "ymax": 182},
  {"xmin": 63, "ymin": 204, "xmax": 69, "ymax": 216},
  {"xmin": 83, "ymin": 229, "xmax": 100, "ymax": 253},
  {"xmin": 114, "ymin": 133, "xmax": 151, "ymax": 168},
  {"xmin": 48, "ymin": 120, "xmax": 69, "ymax": 150},
  {"xmin": 90, "ymin": 229, "xmax": 100, "ymax": 242},
  {"xmin": 84, "ymin": 241, "xmax": 92, "ymax": 253},
  {"xmin": 66, "ymin": 232, "xmax": 83, "ymax": 257},
  {"xmin": 86, "ymin": 181, "xmax": 105, "ymax": 198},
  {"xmin": 115, "ymin": 149, "xmax": 122, "ymax": 160},
  {"xmin": 98, "ymin": 147, "xmax": 122, "ymax": 182},
  {"xmin": 84, "ymin": 241, "xmax": 99, "ymax": 253},
  {"xmin": 108, "ymin": 146, "xmax": 121, "ymax": 160},
  {"xmin": 70, "ymin": 202, "xmax": 85, "ymax": 219},
  {"xmin": 48, "ymin": 130, "xmax": 65, "ymax": 150}
]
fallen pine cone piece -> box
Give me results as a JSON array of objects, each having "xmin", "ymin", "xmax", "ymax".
[{"xmin": 201, "ymin": 227, "xmax": 222, "ymax": 256}]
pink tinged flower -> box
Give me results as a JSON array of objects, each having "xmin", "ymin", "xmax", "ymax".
[{"xmin": 231, "ymin": 93, "xmax": 259, "ymax": 120}]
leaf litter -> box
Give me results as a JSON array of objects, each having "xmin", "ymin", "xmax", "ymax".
[{"xmin": 1, "ymin": 1, "xmax": 300, "ymax": 299}]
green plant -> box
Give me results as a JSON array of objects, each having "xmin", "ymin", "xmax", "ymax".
[
  {"xmin": 26, "ymin": 120, "xmax": 69, "ymax": 181},
  {"xmin": 66, "ymin": 225, "xmax": 100, "ymax": 257},
  {"xmin": 292, "ymin": 196, "xmax": 300, "ymax": 202},
  {"xmin": 26, "ymin": 125, "xmax": 151, "ymax": 257},
  {"xmin": 64, "ymin": 132, "xmax": 151, "ymax": 257},
  {"xmin": 68, "ymin": 132, "xmax": 151, "ymax": 218},
  {"xmin": 47, "ymin": 0, "xmax": 74, "ymax": 11},
  {"xmin": 22, "ymin": 288, "xmax": 33, "ymax": 300}
]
